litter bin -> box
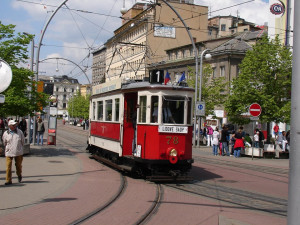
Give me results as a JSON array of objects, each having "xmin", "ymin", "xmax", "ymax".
[{"xmin": 47, "ymin": 134, "xmax": 56, "ymax": 145}]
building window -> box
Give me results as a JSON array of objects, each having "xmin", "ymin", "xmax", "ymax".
[
  {"xmin": 212, "ymin": 67, "xmax": 216, "ymax": 78},
  {"xmin": 63, "ymin": 95, "xmax": 66, "ymax": 101},
  {"xmin": 220, "ymin": 66, "xmax": 225, "ymax": 77},
  {"xmin": 63, "ymin": 103, "xmax": 66, "ymax": 109},
  {"xmin": 64, "ymin": 88, "xmax": 67, "ymax": 92},
  {"xmin": 56, "ymin": 87, "xmax": 59, "ymax": 92},
  {"xmin": 221, "ymin": 24, "xmax": 226, "ymax": 31},
  {"xmin": 208, "ymin": 29, "xmax": 212, "ymax": 36}
]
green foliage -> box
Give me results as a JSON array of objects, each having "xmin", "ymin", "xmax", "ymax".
[
  {"xmin": 68, "ymin": 91, "xmax": 90, "ymax": 119},
  {"xmin": 225, "ymin": 35, "xmax": 292, "ymax": 124},
  {"xmin": 0, "ymin": 21, "xmax": 49, "ymax": 117},
  {"xmin": 187, "ymin": 64, "xmax": 228, "ymax": 117}
]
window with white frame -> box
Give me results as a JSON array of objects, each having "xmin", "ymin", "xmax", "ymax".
[{"xmin": 220, "ymin": 66, "xmax": 225, "ymax": 77}]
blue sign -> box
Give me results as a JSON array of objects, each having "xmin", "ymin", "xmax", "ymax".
[{"xmin": 196, "ymin": 101, "xmax": 205, "ymax": 116}]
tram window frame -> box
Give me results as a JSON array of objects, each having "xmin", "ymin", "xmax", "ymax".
[
  {"xmin": 105, "ymin": 99, "xmax": 113, "ymax": 121},
  {"xmin": 151, "ymin": 96, "xmax": 159, "ymax": 123},
  {"xmin": 139, "ymin": 96, "xmax": 147, "ymax": 123},
  {"xmin": 187, "ymin": 97, "xmax": 192, "ymax": 124},
  {"xmin": 92, "ymin": 102, "xmax": 96, "ymax": 120},
  {"xmin": 162, "ymin": 96, "xmax": 186, "ymax": 125},
  {"xmin": 114, "ymin": 98, "xmax": 120, "ymax": 122},
  {"xmin": 97, "ymin": 100, "xmax": 103, "ymax": 121}
]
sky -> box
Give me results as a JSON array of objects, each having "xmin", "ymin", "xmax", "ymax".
[{"xmin": 1, "ymin": 0, "xmax": 269, "ymax": 84}]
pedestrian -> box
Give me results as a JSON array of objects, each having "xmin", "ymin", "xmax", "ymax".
[
  {"xmin": 36, "ymin": 118, "xmax": 45, "ymax": 145},
  {"xmin": 18, "ymin": 117, "xmax": 27, "ymax": 137},
  {"xmin": 254, "ymin": 131, "xmax": 260, "ymax": 148},
  {"xmin": 220, "ymin": 126, "xmax": 230, "ymax": 156},
  {"xmin": 212, "ymin": 127, "xmax": 220, "ymax": 156},
  {"xmin": 0, "ymin": 118, "xmax": 5, "ymax": 129},
  {"xmin": 206, "ymin": 125, "xmax": 213, "ymax": 147},
  {"xmin": 232, "ymin": 128, "xmax": 245, "ymax": 158},
  {"xmin": 29, "ymin": 118, "xmax": 34, "ymax": 143},
  {"xmin": 273, "ymin": 123, "xmax": 279, "ymax": 139},
  {"xmin": 2, "ymin": 119, "xmax": 24, "ymax": 185}
]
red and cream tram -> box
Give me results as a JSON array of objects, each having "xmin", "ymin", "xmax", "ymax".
[{"xmin": 87, "ymin": 77, "xmax": 194, "ymax": 180}]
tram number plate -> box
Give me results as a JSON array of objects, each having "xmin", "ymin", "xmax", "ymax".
[{"xmin": 158, "ymin": 125, "xmax": 188, "ymax": 134}]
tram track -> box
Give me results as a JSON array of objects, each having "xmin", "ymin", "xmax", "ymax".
[
  {"xmin": 57, "ymin": 123, "xmax": 164, "ymax": 225},
  {"xmin": 194, "ymin": 155, "xmax": 289, "ymax": 177},
  {"xmin": 134, "ymin": 184, "xmax": 163, "ymax": 225},
  {"xmin": 69, "ymin": 174, "xmax": 127, "ymax": 225},
  {"xmin": 164, "ymin": 180, "xmax": 287, "ymax": 218}
]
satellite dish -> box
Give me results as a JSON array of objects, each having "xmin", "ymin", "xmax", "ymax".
[{"xmin": 0, "ymin": 60, "xmax": 13, "ymax": 93}]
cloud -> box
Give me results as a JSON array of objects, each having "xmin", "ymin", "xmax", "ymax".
[{"xmin": 195, "ymin": 0, "xmax": 269, "ymax": 25}]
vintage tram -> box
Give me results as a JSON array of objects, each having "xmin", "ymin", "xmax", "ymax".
[{"xmin": 87, "ymin": 77, "xmax": 194, "ymax": 180}]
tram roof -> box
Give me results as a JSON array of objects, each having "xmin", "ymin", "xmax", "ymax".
[{"xmin": 92, "ymin": 78, "xmax": 194, "ymax": 97}]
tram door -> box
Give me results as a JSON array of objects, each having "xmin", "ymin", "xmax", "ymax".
[{"xmin": 123, "ymin": 92, "xmax": 138, "ymax": 156}]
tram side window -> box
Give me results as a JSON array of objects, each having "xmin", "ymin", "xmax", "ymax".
[
  {"xmin": 97, "ymin": 101, "xmax": 103, "ymax": 121},
  {"xmin": 92, "ymin": 102, "xmax": 96, "ymax": 120},
  {"xmin": 105, "ymin": 99, "xmax": 112, "ymax": 121},
  {"xmin": 162, "ymin": 96, "xmax": 185, "ymax": 124},
  {"xmin": 139, "ymin": 96, "xmax": 147, "ymax": 123},
  {"xmin": 187, "ymin": 97, "xmax": 192, "ymax": 124},
  {"xmin": 115, "ymin": 98, "xmax": 120, "ymax": 122},
  {"xmin": 151, "ymin": 96, "xmax": 159, "ymax": 123}
]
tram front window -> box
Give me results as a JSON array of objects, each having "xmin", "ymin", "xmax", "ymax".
[{"xmin": 162, "ymin": 96, "xmax": 185, "ymax": 124}]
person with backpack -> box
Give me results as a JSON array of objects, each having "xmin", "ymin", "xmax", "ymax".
[{"xmin": 206, "ymin": 125, "xmax": 213, "ymax": 147}]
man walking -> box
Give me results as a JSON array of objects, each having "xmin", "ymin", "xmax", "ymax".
[{"xmin": 2, "ymin": 119, "xmax": 24, "ymax": 185}]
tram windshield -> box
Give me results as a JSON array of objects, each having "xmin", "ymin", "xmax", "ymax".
[{"xmin": 162, "ymin": 96, "xmax": 185, "ymax": 124}]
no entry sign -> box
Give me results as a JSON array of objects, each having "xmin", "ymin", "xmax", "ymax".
[{"xmin": 249, "ymin": 103, "xmax": 262, "ymax": 117}]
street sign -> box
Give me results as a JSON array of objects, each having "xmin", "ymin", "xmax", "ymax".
[
  {"xmin": 249, "ymin": 103, "xmax": 262, "ymax": 117},
  {"xmin": 250, "ymin": 116, "xmax": 259, "ymax": 121},
  {"xmin": 196, "ymin": 101, "xmax": 205, "ymax": 116}
]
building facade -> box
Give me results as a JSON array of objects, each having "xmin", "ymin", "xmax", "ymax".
[
  {"xmin": 104, "ymin": 1, "xmax": 208, "ymax": 82},
  {"xmin": 39, "ymin": 75, "xmax": 80, "ymax": 118},
  {"xmin": 92, "ymin": 46, "xmax": 106, "ymax": 85}
]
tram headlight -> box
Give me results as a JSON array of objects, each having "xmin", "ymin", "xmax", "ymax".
[{"xmin": 169, "ymin": 149, "xmax": 177, "ymax": 157}]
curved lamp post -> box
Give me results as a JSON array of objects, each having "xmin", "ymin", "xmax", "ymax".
[
  {"xmin": 39, "ymin": 57, "xmax": 91, "ymax": 85},
  {"xmin": 31, "ymin": 0, "xmax": 68, "ymax": 145},
  {"xmin": 160, "ymin": 0, "xmax": 199, "ymax": 146},
  {"xmin": 196, "ymin": 49, "xmax": 211, "ymax": 147}
]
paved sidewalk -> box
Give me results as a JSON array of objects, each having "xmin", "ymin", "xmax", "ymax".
[{"xmin": 0, "ymin": 145, "xmax": 81, "ymax": 216}]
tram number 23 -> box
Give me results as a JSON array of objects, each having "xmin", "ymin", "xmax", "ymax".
[{"xmin": 166, "ymin": 136, "xmax": 179, "ymax": 145}]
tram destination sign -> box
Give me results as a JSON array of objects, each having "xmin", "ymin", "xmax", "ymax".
[{"xmin": 158, "ymin": 125, "xmax": 188, "ymax": 134}]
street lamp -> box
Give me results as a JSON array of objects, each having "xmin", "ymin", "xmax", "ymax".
[
  {"xmin": 23, "ymin": 32, "xmax": 35, "ymax": 144},
  {"xmin": 196, "ymin": 49, "xmax": 212, "ymax": 147}
]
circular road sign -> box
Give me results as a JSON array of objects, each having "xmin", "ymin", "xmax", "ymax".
[{"xmin": 249, "ymin": 103, "xmax": 262, "ymax": 117}]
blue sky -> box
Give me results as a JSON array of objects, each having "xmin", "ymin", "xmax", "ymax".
[{"xmin": 1, "ymin": 0, "xmax": 269, "ymax": 84}]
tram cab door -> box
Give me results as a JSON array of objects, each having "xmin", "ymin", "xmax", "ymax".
[{"xmin": 122, "ymin": 93, "xmax": 138, "ymax": 156}]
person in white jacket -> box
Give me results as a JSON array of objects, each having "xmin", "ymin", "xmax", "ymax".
[
  {"xmin": 212, "ymin": 127, "xmax": 220, "ymax": 156},
  {"xmin": 2, "ymin": 119, "xmax": 24, "ymax": 185}
]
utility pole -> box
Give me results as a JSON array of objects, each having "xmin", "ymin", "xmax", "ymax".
[{"xmin": 287, "ymin": 0, "xmax": 299, "ymax": 224}]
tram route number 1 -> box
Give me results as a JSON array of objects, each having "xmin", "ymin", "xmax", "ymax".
[{"xmin": 166, "ymin": 136, "xmax": 179, "ymax": 145}]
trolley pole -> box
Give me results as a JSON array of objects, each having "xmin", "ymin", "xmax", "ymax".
[{"xmin": 288, "ymin": 1, "xmax": 300, "ymax": 224}]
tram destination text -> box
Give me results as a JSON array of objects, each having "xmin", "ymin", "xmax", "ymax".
[{"xmin": 158, "ymin": 125, "xmax": 188, "ymax": 134}]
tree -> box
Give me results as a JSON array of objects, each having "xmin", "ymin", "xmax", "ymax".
[
  {"xmin": 187, "ymin": 64, "xmax": 228, "ymax": 117},
  {"xmin": 225, "ymin": 35, "xmax": 292, "ymax": 125},
  {"xmin": 68, "ymin": 92, "xmax": 90, "ymax": 119},
  {"xmin": 0, "ymin": 21, "xmax": 49, "ymax": 117}
]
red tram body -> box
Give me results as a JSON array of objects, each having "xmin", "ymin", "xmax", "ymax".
[{"xmin": 87, "ymin": 78, "xmax": 194, "ymax": 179}]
